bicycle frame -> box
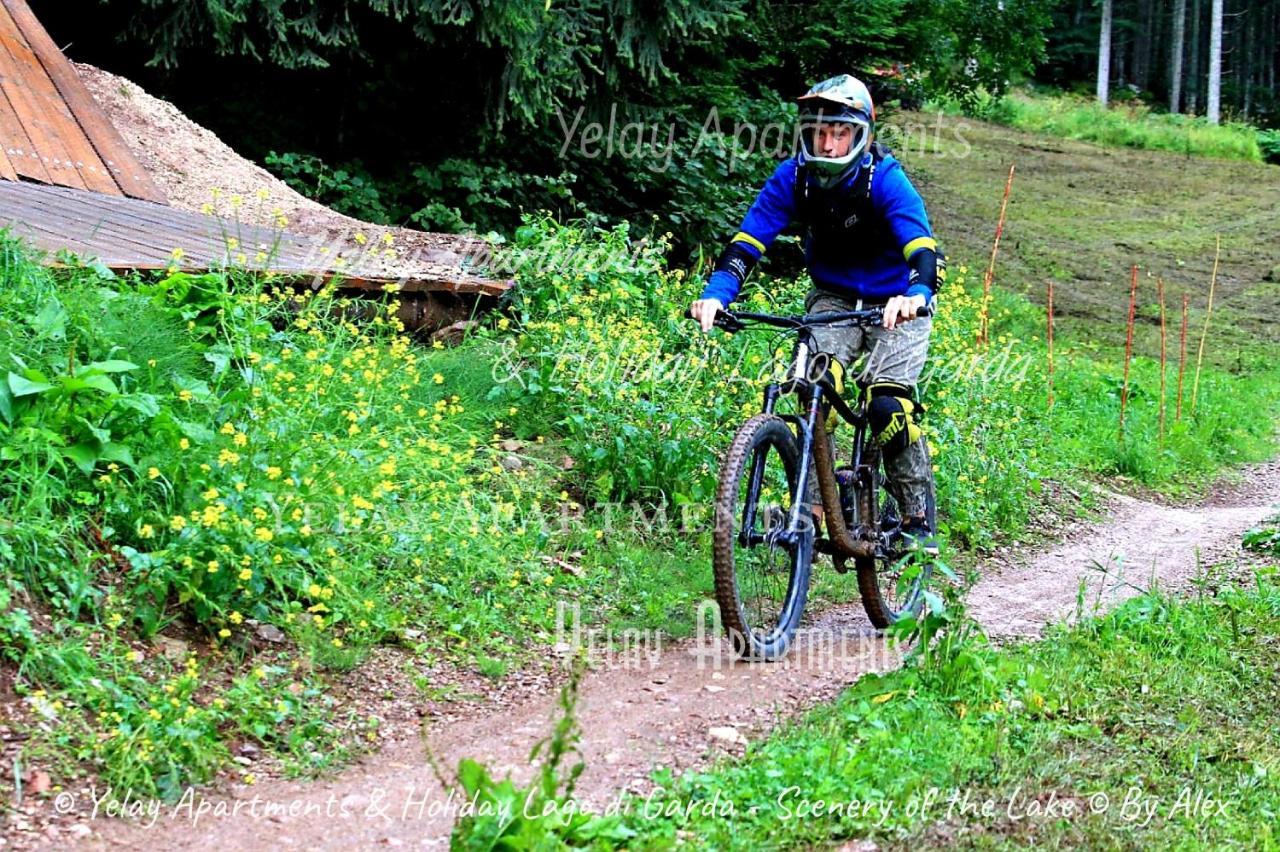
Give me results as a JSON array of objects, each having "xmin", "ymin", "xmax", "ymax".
[
  {"xmin": 741, "ymin": 327, "xmax": 881, "ymax": 560},
  {"xmin": 702, "ymin": 302, "xmax": 932, "ymax": 564}
]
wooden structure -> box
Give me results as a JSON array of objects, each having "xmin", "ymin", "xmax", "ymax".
[
  {"xmin": 0, "ymin": 0, "xmax": 164, "ymax": 201},
  {"xmin": 0, "ymin": 181, "xmax": 509, "ymax": 297},
  {"xmin": 0, "ymin": 0, "xmax": 510, "ymax": 323}
]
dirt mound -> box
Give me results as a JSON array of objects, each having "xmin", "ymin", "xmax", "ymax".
[{"xmin": 74, "ymin": 62, "xmax": 476, "ymax": 279}]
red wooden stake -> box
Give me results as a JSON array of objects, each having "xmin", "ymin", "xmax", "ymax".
[
  {"xmin": 978, "ymin": 163, "xmax": 1016, "ymax": 349},
  {"xmin": 1157, "ymin": 277, "xmax": 1167, "ymax": 443},
  {"xmin": 1047, "ymin": 279, "xmax": 1055, "ymax": 410},
  {"xmin": 1119, "ymin": 265, "xmax": 1138, "ymax": 441},
  {"xmin": 1177, "ymin": 293, "xmax": 1189, "ymax": 421}
]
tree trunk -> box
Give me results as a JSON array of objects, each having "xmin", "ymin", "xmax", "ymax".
[
  {"xmin": 1189, "ymin": 0, "xmax": 1203, "ymax": 113},
  {"xmin": 1269, "ymin": 2, "xmax": 1276, "ymax": 95},
  {"xmin": 1098, "ymin": 0, "xmax": 1114, "ymax": 105},
  {"xmin": 1242, "ymin": 6, "xmax": 1253, "ymax": 118},
  {"xmin": 1208, "ymin": 0, "xmax": 1223, "ymax": 123},
  {"xmin": 1172, "ymin": 0, "xmax": 1188, "ymax": 111}
]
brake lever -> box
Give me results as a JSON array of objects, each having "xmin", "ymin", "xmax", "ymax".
[{"xmin": 714, "ymin": 311, "xmax": 745, "ymax": 333}]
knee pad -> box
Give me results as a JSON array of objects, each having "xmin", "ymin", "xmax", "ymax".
[{"xmin": 866, "ymin": 382, "xmax": 921, "ymax": 457}]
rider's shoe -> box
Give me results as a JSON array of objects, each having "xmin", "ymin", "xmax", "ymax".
[{"xmin": 900, "ymin": 515, "xmax": 940, "ymax": 556}]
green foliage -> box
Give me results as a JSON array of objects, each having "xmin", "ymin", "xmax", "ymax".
[
  {"xmin": 265, "ymin": 152, "xmax": 397, "ymax": 223},
  {"xmin": 124, "ymin": 0, "xmax": 741, "ymax": 127},
  {"xmin": 20, "ymin": 634, "xmax": 356, "ymax": 799},
  {"xmin": 488, "ymin": 215, "xmax": 794, "ymax": 504},
  {"xmin": 1259, "ymin": 129, "xmax": 1280, "ymax": 164},
  {"xmin": 946, "ymin": 90, "xmax": 1265, "ymax": 161},
  {"xmin": 918, "ymin": 0, "xmax": 1054, "ymax": 104},
  {"xmin": 451, "ymin": 660, "xmax": 633, "ymax": 848},
  {"xmin": 617, "ymin": 571, "xmax": 1280, "ymax": 848},
  {"xmin": 1243, "ymin": 514, "xmax": 1280, "ymax": 557}
]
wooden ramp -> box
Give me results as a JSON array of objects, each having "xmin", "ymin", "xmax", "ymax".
[
  {"xmin": 0, "ymin": 0, "xmax": 510, "ymax": 308},
  {"xmin": 0, "ymin": 0, "xmax": 164, "ymax": 202},
  {"xmin": 0, "ymin": 181, "xmax": 511, "ymax": 296}
]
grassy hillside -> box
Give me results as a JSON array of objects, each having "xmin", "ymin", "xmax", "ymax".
[{"xmin": 888, "ymin": 110, "xmax": 1280, "ymax": 364}]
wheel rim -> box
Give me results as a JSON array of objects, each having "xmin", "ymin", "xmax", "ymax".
[{"xmin": 731, "ymin": 436, "xmax": 804, "ymax": 647}]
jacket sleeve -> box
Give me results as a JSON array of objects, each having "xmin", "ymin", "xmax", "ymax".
[
  {"xmin": 872, "ymin": 159, "xmax": 938, "ymax": 301},
  {"xmin": 700, "ymin": 159, "xmax": 799, "ymax": 305}
]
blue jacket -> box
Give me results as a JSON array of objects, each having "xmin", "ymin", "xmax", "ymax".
[{"xmin": 701, "ymin": 152, "xmax": 937, "ymax": 305}]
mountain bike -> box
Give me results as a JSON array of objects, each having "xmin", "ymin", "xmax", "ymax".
[{"xmin": 699, "ymin": 305, "xmax": 937, "ymax": 661}]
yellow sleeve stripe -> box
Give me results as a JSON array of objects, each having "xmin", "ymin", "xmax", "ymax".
[
  {"xmin": 902, "ymin": 236, "xmax": 937, "ymax": 260},
  {"xmin": 731, "ymin": 231, "xmax": 767, "ymax": 254}
]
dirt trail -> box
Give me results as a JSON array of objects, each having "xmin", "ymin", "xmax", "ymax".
[{"xmin": 82, "ymin": 461, "xmax": 1280, "ymax": 850}]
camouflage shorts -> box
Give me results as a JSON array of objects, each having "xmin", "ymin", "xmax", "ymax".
[{"xmin": 803, "ymin": 287, "xmax": 935, "ymax": 518}]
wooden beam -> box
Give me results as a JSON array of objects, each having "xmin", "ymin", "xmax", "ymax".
[
  {"xmin": 1, "ymin": 0, "xmax": 167, "ymax": 203},
  {"xmin": 0, "ymin": 1, "xmax": 118, "ymax": 194}
]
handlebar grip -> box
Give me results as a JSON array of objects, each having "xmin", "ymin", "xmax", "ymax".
[{"xmin": 916, "ymin": 305, "xmax": 933, "ymax": 318}]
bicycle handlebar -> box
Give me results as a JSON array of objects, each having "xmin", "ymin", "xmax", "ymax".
[{"xmin": 685, "ymin": 302, "xmax": 932, "ymax": 334}]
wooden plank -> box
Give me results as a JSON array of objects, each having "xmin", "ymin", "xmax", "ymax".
[
  {"xmin": 0, "ymin": 127, "xmax": 14, "ymax": 179},
  {"xmin": 32, "ymin": 186, "xmax": 292, "ymax": 252},
  {"xmin": 1, "ymin": 216, "xmax": 114, "ymax": 259},
  {"xmin": 0, "ymin": 64, "xmax": 47, "ymax": 181},
  {"xmin": 0, "ymin": 182, "xmax": 513, "ymax": 296},
  {"xmin": 0, "ymin": 2, "xmax": 117, "ymax": 194},
  {"xmin": 1, "ymin": 191, "xmax": 208, "ymax": 259},
  {"xmin": 1, "ymin": 0, "xmax": 166, "ymax": 203},
  {"xmin": 5, "ymin": 184, "xmax": 230, "ymax": 251},
  {"xmin": 0, "ymin": 10, "xmax": 83, "ymax": 189}
]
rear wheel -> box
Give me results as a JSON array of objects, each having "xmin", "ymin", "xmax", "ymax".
[
  {"xmin": 855, "ymin": 438, "xmax": 936, "ymax": 629},
  {"xmin": 712, "ymin": 414, "xmax": 814, "ymax": 660}
]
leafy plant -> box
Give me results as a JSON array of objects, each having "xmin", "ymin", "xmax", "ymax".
[{"xmin": 451, "ymin": 659, "xmax": 632, "ymax": 848}]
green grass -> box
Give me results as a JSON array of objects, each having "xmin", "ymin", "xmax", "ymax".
[
  {"xmin": 625, "ymin": 567, "xmax": 1280, "ymax": 849},
  {"xmin": 3, "ymin": 207, "xmax": 1279, "ymax": 803},
  {"xmin": 939, "ymin": 91, "xmax": 1264, "ymax": 162},
  {"xmin": 888, "ymin": 108, "xmax": 1280, "ymax": 365},
  {"xmin": 455, "ymin": 565, "xmax": 1280, "ymax": 849}
]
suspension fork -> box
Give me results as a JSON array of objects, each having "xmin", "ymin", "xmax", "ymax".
[{"xmin": 737, "ymin": 384, "xmax": 784, "ymax": 547}]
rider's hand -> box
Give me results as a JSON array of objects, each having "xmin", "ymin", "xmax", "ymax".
[
  {"xmin": 690, "ymin": 298, "xmax": 725, "ymax": 333},
  {"xmin": 883, "ymin": 294, "xmax": 927, "ymax": 330}
]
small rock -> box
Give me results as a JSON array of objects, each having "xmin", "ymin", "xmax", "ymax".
[
  {"xmin": 68, "ymin": 824, "xmax": 92, "ymax": 838},
  {"xmin": 708, "ymin": 726, "xmax": 747, "ymax": 747},
  {"xmin": 341, "ymin": 793, "xmax": 369, "ymax": 813},
  {"xmin": 238, "ymin": 741, "xmax": 261, "ymax": 757},
  {"xmin": 430, "ymin": 320, "xmax": 477, "ymax": 346},
  {"xmin": 403, "ymin": 629, "xmax": 423, "ymax": 642},
  {"xmin": 499, "ymin": 455, "xmax": 523, "ymax": 472},
  {"xmin": 500, "ymin": 439, "xmax": 524, "ymax": 452},
  {"xmin": 27, "ymin": 770, "xmax": 51, "ymax": 794},
  {"xmin": 233, "ymin": 756, "xmax": 253, "ymax": 766},
  {"xmin": 255, "ymin": 623, "xmax": 286, "ymax": 644},
  {"xmin": 155, "ymin": 636, "xmax": 189, "ymax": 662},
  {"xmin": 703, "ymin": 685, "xmax": 725, "ymax": 694}
]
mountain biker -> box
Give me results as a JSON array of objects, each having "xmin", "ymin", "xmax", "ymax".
[{"xmin": 689, "ymin": 73, "xmax": 942, "ymax": 554}]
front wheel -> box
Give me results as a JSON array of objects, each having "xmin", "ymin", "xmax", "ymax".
[
  {"xmin": 712, "ymin": 414, "xmax": 814, "ymax": 661},
  {"xmin": 856, "ymin": 438, "xmax": 936, "ymax": 629}
]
